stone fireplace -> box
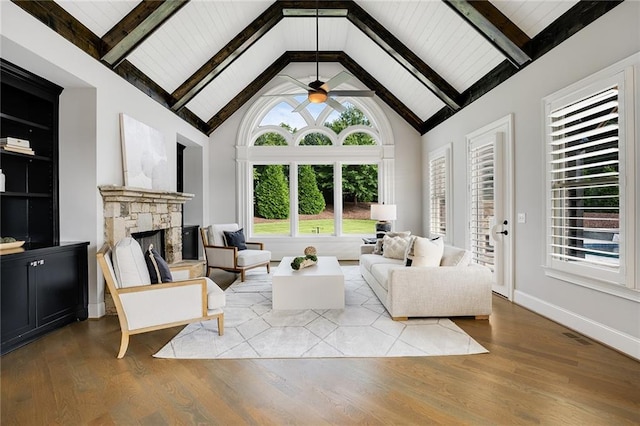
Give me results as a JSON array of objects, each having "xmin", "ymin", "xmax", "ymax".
[
  {"xmin": 99, "ymin": 185, "xmax": 194, "ymax": 264},
  {"xmin": 99, "ymin": 185, "xmax": 197, "ymax": 314}
]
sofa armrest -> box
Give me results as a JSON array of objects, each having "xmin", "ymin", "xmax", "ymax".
[
  {"xmin": 386, "ymin": 265, "xmax": 493, "ymax": 317},
  {"xmin": 246, "ymin": 241, "xmax": 264, "ymax": 250},
  {"xmin": 360, "ymin": 244, "xmax": 375, "ymax": 255},
  {"xmin": 118, "ymin": 279, "xmax": 208, "ymax": 330}
]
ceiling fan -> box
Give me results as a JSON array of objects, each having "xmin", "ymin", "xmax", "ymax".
[{"xmin": 268, "ymin": 3, "xmax": 374, "ymax": 113}]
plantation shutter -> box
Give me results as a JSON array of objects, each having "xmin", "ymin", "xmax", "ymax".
[
  {"xmin": 429, "ymin": 155, "xmax": 447, "ymax": 236},
  {"xmin": 469, "ymin": 142, "xmax": 495, "ymax": 268},
  {"xmin": 548, "ymin": 86, "xmax": 620, "ymax": 269}
]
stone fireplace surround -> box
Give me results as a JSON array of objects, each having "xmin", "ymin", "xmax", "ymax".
[
  {"xmin": 99, "ymin": 185, "xmax": 194, "ymax": 264},
  {"xmin": 99, "ymin": 185, "xmax": 198, "ymax": 314}
]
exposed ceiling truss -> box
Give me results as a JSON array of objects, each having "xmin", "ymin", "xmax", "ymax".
[{"xmin": 12, "ymin": 0, "xmax": 623, "ymax": 136}]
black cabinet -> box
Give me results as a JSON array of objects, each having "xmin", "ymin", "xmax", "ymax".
[
  {"xmin": 1, "ymin": 59, "xmax": 62, "ymax": 246},
  {"xmin": 1, "ymin": 242, "xmax": 89, "ymax": 355},
  {"xmin": 182, "ymin": 225, "xmax": 199, "ymax": 260}
]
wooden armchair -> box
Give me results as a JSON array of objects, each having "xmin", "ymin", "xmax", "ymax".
[
  {"xmin": 96, "ymin": 238, "xmax": 224, "ymax": 358},
  {"xmin": 200, "ymin": 224, "xmax": 271, "ymax": 282}
]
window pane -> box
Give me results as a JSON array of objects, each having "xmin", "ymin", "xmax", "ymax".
[
  {"xmin": 253, "ymin": 164, "xmax": 290, "ymax": 235},
  {"xmin": 343, "ymin": 132, "xmax": 376, "ymax": 146},
  {"xmin": 429, "ymin": 155, "xmax": 447, "ymax": 236},
  {"xmin": 549, "ymin": 86, "xmax": 620, "ymax": 268},
  {"xmin": 300, "ymin": 132, "xmax": 331, "ymax": 146},
  {"xmin": 299, "ymin": 164, "xmax": 333, "ymax": 235},
  {"xmin": 342, "ymin": 164, "xmax": 378, "ymax": 234},
  {"xmin": 254, "ymin": 131, "xmax": 287, "ymax": 146},
  {"xmin": 259, "ymin": 102, "xmax": 306, "ymax": 130}
]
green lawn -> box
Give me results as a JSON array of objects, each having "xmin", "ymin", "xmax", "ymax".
[{"xmin": 254, "ymin": 219, "xmax": 375, "ymax": 235}]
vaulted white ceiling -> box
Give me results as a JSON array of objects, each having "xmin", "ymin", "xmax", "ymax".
[{"xmin": 21, "ymin": 0, "xmax": 615, "ymax": 136}]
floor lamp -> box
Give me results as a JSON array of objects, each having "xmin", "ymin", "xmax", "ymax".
[{"xmin": 370, "ymin": 204, "xmax": 397, "ymax": 239}]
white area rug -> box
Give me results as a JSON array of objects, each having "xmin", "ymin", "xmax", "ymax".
[{"xmin": 154, "ymin": 266, "xmax": 488, "ymax": 359}]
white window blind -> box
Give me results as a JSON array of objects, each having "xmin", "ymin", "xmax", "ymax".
[
  {"xmin": 548, "ymin": 86, "xmax": 620, "ymax": 271},
  {"xmin": 469, "ymin": 142, "xmax": 495, "ymax": 268},
  {"xmin": 429, "ymin": 154, "xmax": 447, "ymax": 236}
]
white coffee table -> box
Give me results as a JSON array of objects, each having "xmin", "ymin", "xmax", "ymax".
[{"xmin": 272, "ymin": 256, "xmax": 345, "ymax": 310}]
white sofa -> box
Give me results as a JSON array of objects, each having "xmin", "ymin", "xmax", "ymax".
[{"xmin": 360, "ymin": 244, "xmax": 492, "ymax": 320}]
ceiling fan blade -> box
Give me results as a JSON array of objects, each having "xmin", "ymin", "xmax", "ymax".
[
  {"xmin": 292, "ymin": 99, "xmax": 311, "ymax": 113},
  {"xmin": 328, "ymin": 90, "xmax": 375, "ymax": 97},
  {"xmin": 279, "ymin": 75, "xmax": 313, "ymax": 91},
  {"xmin": 263, "ymin": 93, "xmax": 306, "ymax": 97},
  {"xmin": 322, "ymin": 71, "xmax": 353, "ymax": 91},
  {"xmin": 325, "ymin": 98, "xmax": 347, "ymax": 113}
]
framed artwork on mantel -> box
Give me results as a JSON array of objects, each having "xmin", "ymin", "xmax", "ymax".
[{"xmin": 119, "ymin": 113, "xmax": 170, "ymax": 191}]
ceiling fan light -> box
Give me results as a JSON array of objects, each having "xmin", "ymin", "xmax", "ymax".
[{"xmin": 308, "ymin": 91, "xmax": 327, "ymax": 103}]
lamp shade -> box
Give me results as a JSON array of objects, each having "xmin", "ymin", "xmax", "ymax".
[{"xmin": 370, "ymin": 204, "xmax": 397, "ymax": 221}]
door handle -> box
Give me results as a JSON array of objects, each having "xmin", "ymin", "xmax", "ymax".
[{"xmin": 494, "ymin": 220, "xmax": 508, "ymax": 236}]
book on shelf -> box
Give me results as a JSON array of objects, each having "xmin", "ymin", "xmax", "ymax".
[
  {"xmin": 0, "ymin": 137, "xmax": 30, "ymax": 148},
  {"xmin": 1, "ymin": 145, "xmax": 34, "ymax": 155}
]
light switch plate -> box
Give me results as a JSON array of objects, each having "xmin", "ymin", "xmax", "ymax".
[{"xmin": 517, "ymin": 213, "xmax": 526, "ymax": 223}]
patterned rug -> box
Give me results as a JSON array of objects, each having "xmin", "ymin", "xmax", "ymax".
[{"xmin": 154, "ymin": 266, "xmax": 488, "ymax": 359}]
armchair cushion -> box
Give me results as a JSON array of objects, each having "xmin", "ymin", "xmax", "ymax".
[
  {"xmin": 112, "ymin": 237, "xmax": 151, "ymax": 288},
  {"xmin": 223, "ymin": 228, "xmax": 247, "ymax": 250},
  {"xmin": 236, "ymin": 249, "xmax": 271, "ymax": 267},
  {"xmin": 145, "ymin": 244, "xmax": 173, "ymax": 283},
  {"xmin": 209, "ymin": 223, "xmax": 239, "ymax": 246}
]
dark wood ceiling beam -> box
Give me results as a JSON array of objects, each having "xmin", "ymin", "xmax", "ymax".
[
  {"xmin": 346, "ymin": 2, "xmax": 461, "ymax": 111},
  {"xmin": 101, "ymin": 0, "xmax": 189, "ymax": 67},
  {"xmin": 206, "ymin": 53, "xmax": 291, "ymax": 133},
  {"xmin": 10, "ymin": 1, "xmax": 208, "ymax": 134},
  {"xmin": 208, "ymin": 50, "xmax": 423, "ymax": 135},
  {"xmin": 337, "ymin": 53, "xmax": 424, "ymax": 133},
  {"xmin": 422, "ymin": 0, "xmax": 624, "ymax": 135},
  {"xmin": 444, "ymin": 0, "xmax": 531, "ymax": 67},
  {"xmin": 11, "ymin": 0, "xmax": 102, "ymax": 59},
  {"xmin": 171, "ymin": 2, "xmax": 283, "ymax": 111}
]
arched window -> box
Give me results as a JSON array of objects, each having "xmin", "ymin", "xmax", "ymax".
[{"xmin": 236, "ymin": 85, "xmax": 395, "ymax": 255}]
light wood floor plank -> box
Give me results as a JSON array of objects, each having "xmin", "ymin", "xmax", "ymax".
[{"xmin": 1, "ymin": 296, "xmax": 639, "ymax": 425}]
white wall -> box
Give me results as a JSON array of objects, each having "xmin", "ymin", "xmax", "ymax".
[
  {"xmin": 423, "ymin": 2, "xmax": 640, "ymax": 358},
  {"xmin": 1, "ymin": 1, "xmax": 210, "ymax": 317},
  {"xmin": 207, "ymin": 63, "xmax": 424, "ymax": 259}
]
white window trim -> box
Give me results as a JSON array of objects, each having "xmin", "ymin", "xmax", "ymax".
[
  {"xmin": 427, "ymin": 143, "xmax": 452, "ymax": 243},
  {"xmin": 542, "ymin": 53, "xmax": 638, "ymax": 297},
  {"xmin": 236, "ymin": 90, "xmax": 395, "ymax": 243}
]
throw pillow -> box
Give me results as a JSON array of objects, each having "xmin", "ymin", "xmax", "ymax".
[
  {"xmin": 440, "ymin": 245, "xmax": 473, "ymax": 266},
  {"xmin": 411, "ymin": 237, "xmax": 444, "ymax": 267},
  {"xmin": 373, "ymin": 231, "xmax": 411, "ymax": 255},
  {"xmin": 145, "ymin": 244, "xmax": 173, "ymax": 284},
  {"xmin": 223, "ymin": 228, "xmax": 247, "ymax": 250},
  {"xmin": 382, "ymin": 235, "xmax": 411, "ymax": 260}
]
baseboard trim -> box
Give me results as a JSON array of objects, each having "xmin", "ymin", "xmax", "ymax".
[
  {"xmin": 513, "ymin": 290, "xmax": 640, "ymax": 361},
  {"xmin": 88, "ymin": 302, "xmax": 105, "ymax": 319}
]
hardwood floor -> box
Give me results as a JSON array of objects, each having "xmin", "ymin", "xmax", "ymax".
[{"xmin": 2, "ymin": 295, "xmax": 638, "ymax": 425}]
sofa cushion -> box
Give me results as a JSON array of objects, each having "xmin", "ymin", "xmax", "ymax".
[
  {"xmin": 360, "ymin": 253, "xmax": 403, "ymax": 274},
  {"xmin": 382, "ymin": 235, "xmax": 411, "ymax": 260},
  {"xmin": 112, "ymin": 237, "xmax": 151, "ymax": 288},
  {"xmin": 371, "ymin": 263, "xmax": 405, "ymax": 291},
  {"xmin": 236, "ymin": 249, "xmax": 271, "ymax": 267},
  {"xmin": 412, "ymin": 237, "xmax": 444, "ymax": 267},
  {"xmin": 440, "ymin": 245, "xmax": 472, "ymax": 266}
]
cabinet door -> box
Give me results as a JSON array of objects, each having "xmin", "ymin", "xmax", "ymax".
[
  {"xmin": 1, "ymin": 258, "xmax": 37, "ymax": 342},
  {"xmin": 36, "ymin": 250, "xmax": 83, "ymax": 325}
]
